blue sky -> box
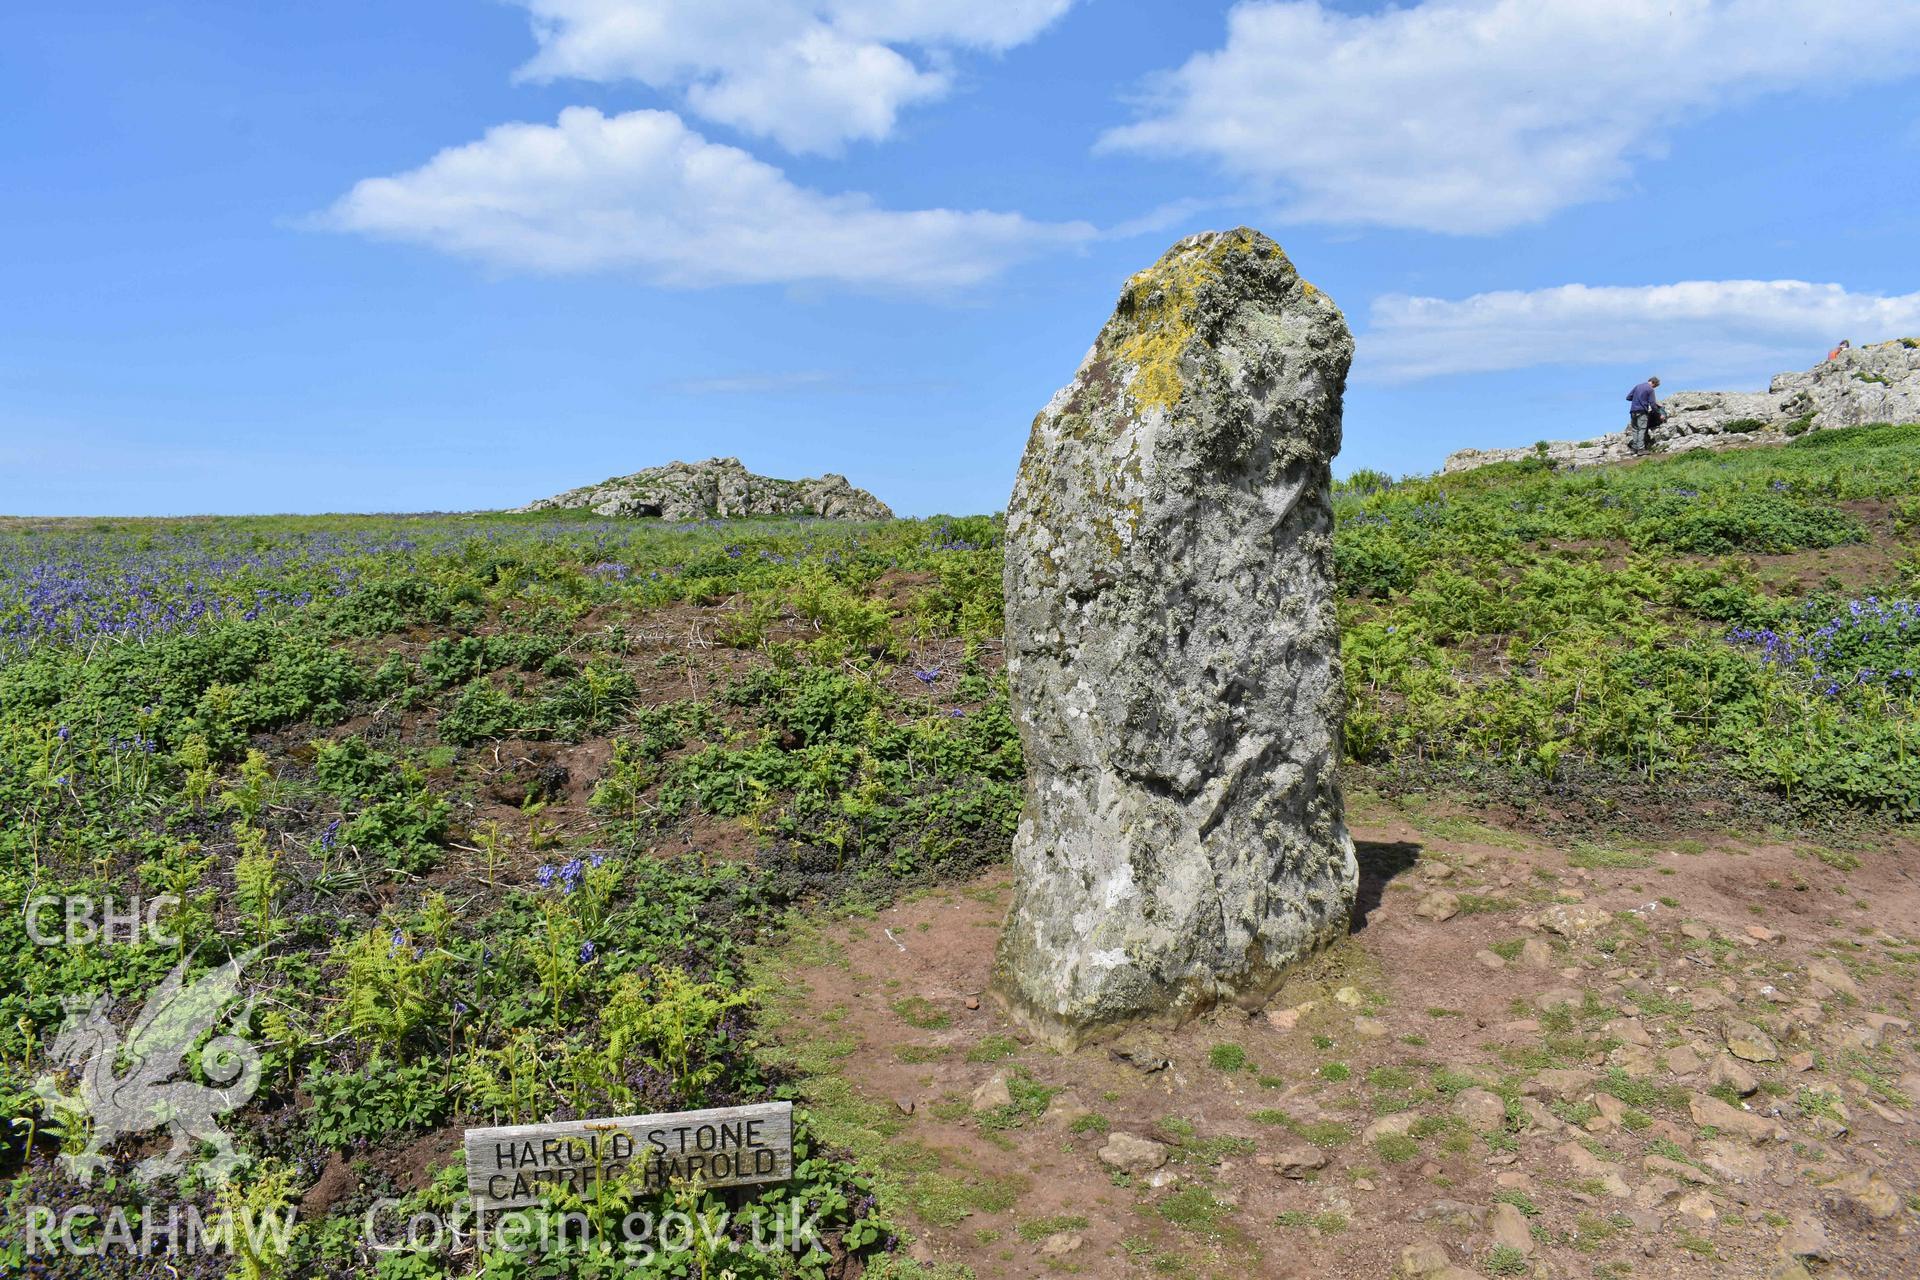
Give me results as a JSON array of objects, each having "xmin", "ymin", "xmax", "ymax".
[{"xmin": 5, "ymin": 0, "xmax": 1919, "ymax": 517}]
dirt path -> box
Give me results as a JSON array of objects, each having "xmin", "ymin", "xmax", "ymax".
[{"xmin": 760, "ymin": 801, "xmax": 1920, "ymax": 1279}]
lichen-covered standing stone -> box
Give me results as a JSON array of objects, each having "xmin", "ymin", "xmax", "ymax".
[{"xmin": 992, "ymin": 228, "xmax": 1357, "ymax": 1045}]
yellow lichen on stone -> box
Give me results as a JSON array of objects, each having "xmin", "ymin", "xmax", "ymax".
[
  {"xmin": 1112, "ymin": 237, "xmax": 1229, "ymax": 411},
  {"xmin": 1108, "ymin": 228, "xmax": 1296, "ymax": 412}
]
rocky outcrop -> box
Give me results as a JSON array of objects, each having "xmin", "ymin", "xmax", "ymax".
[
  {"xmin": 1443, "ymin": 339, "xmax": 1920, "ymax": 474},
  {"xmin": 516, "ymin": 457, "xmax": 892, "ymax": 521},
  {"xmin": 991, "ymin": 228, "xmax": 1358, "ymax": 1047}
]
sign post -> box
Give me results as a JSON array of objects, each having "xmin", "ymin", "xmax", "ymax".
[{"xmin": 463, "ymin": 1101, "xmax": 793, "ymax": 1211}]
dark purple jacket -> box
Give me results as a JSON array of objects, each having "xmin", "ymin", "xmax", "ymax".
[{"xmin": 1627, "ymin": 381, "xmax": 1659, "ymax": 413}]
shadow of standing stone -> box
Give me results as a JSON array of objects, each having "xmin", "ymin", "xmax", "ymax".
[{"xmin": 991, "ymin": 228, "xmax": 1358, "ymax": 1047}]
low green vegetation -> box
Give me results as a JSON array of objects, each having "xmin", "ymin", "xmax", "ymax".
[
  {"xmin": 0, "ymin": 514, "xmax": 1003, "ymax": 1276},
  {"xmin": 3, "ymin": 421, "xmax": 1918, "ymax": 1274},
  {"xmin": 1337, "ymin": 422, "xmax": 1920, "ymax": 812}
]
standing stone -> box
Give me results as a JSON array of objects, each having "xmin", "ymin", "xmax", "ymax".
[{"xmin": 991, "ymin": 228, "xmax": 1357, "ymax": 1045}]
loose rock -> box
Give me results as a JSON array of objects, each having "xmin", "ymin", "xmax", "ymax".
[
  {"xmin": 1454, "ymin": 1088, "xmax": 1507, "ymax": 1131},
  {"xmin": 1723, "ymin": 1019, "xmax": 1780, "ymax": 1063},
  {"xmin": 1699, "ymin": 1139, "xmax": 1771, "ymax": 1184},
  {"xmin": 1540, "ymin": 903, "xmax": 1612, "ymax": 938},
  {"xmin": 1688, "ymin": 1094, "xmax": 1785, "ymax": 1143},
  {"xmin": 1665, "ymin": 1045, "xmax": 1705, "ymax": 1076},
  {"xmin": 1707, "ymin": 1053, "xmax": 1759, "ymax": 1096},
  {"xmin": 1274, "ymin": 1146, "xmax": 1329, "ymax": 1178},
  {"xmin": 1038, "ymin": 1231, "xmax": 1082, "ymax": 1257},
  {"xmin": 1397, "ymin": 1241, "xmax": 1453, "ymax": 1277},
  {"xmin": 1108, "ymin": 1035, "xmax": 1171, "ymax": 1073},
  {"xmin": 1644, "ymin": 1154, "xmax": 1714, "ymax": 1186},
  {"xmin": 1529, "ymin": 1069, "xmax": 1595, "ymax": 1101},
  {"xmin": 1098, "ymin": 1132, "xmax": 1170, "ymax": 1175},
  {"xmin": 1780, "ymin": 1212, "xmax": 1831, "ymax": 1261},
  {"xmin": 1806, "ymin": 960, "xmax": 1860, "ymax": 999},
  {"xmin": 1488, "ymin": 1201, "xmax": 1533, "ymax": 1254},
  {"xmin": 1362, "ymin": 1113, "xmax": 1417, "ymax": 1143},
  {"xmin": 1041, "ymin": 1090, "xmax": 1092, "ymax": 1128},
  {"xmin": 1820, "ymin": 1170, "xmax": 1901, "ymax": 1220},
  {"xmin": 971, "ymin": 1071, "xmax": 1014, "ymax": 1111}
]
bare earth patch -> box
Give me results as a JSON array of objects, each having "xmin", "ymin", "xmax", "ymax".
[{"xmin": 761, "ymin": 806, "xmax": 1920, "ymax": 1279}]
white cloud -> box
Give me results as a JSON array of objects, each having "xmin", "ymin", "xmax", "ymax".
[
  {"xmin": 320, "ymin": 106, "xmax": 1093, "ymax": 291},
  {"xmin": 1102, "ymin": 0, "xmax": 1920, "ymax": 234},
  {"xmin": 1363, "ymin": 280, "xmax": 1920, "ymax": 382},
  {"xmin": 512, "ymin": 0, "xmax": 1075, "ymax": 153}
]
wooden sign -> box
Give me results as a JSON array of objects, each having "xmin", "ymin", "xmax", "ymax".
[{"xmin": 464, "ymin": 1101, "xmax": 793, "ymax": 1210}]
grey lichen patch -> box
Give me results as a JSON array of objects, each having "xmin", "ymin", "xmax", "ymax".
[{"xmin": 993, "ymin": 228, "xmax": 1357, "ymax": 1048}]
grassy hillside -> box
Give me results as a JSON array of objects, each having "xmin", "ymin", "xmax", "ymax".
[
  {"xmin": 1, "ymin": 423, "xmax": 1915, "ymax": 1276},
  {"xmin": 1336, "ymin": 422, "xmax": 1920, "ymax": 813}
]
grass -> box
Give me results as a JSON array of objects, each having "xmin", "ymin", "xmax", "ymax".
[
  {"xmin": 1155, "ymin": 1187, "xmax": 1232, "ymax": 1237},
  {"xmin": 1365, "ymin": 1065, "xmax": 1416, "ymax": 1090},
  {"xmin": 975, "ymin": 1071, "xmax": 1059, "ymax": 1131},
  {"xmin": 1494, "ymin": 1189, "xmax": 1539, "ymax": 1216},
  {"xmin": 1567, "ymin": 844, "xmax": 1654, "ymax": 870},
  {"xmin": 1485, "ymin": 1245, "xmax": 1531, "ymax": 1275},
  {"xmin": 1336, "ymin": 422, "xmax": 1920, "ymax": 814},
  {"xmin": 1813, "ymin": 846, "xmax": 1863, "ymax": 872},
  {"xmin": 1251, "ymin": 1111, "xmax": 1353, "ymax": 1149},
  {"xmin": 965, "ymin": 1034, "xmax": 1021, "ymax": 1063},
  {"xmin": 910, "ymin": 1171, "xmax": 1028, "ymax": 1227},
  {"xmin": 1015, "ymin": 1215, "xmax": 1090, "ymax": 1242},
  {"xmin": 1178, "ymin": 1134, "xmax": 1257, "ymax": 1165},
  {"xmin": 1795, "ymin": 1087, "xmax": 1847, "ymax": 1121},
  {"xmin": 1596, "ymin": 1069, "xmax": 1688, "ymax": 1112},
  {"xmin": 9, "ymin": 424, "xmax": 1920, "ymax": 1273},
  {"xmin": 1374, "ymin": 1134, "xmax": 1419, "ymax": 1163},
  {"xmin": 892, "ymin": 996, "xmax": 954, "ymax": 1030},
  {"xmin": 1208, "ymin": 1042, "xmax": 1249, "ymax": 1071},
  {"xmin": 896, "ymin": 1044, "xmax": 949, "ymax": 1063}
]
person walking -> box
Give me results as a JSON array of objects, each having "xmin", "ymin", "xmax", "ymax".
[{"xmin": 1626, "ymin": 376, "xmax": 1662, "ymax": 455}]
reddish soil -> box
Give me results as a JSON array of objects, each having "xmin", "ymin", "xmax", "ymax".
[{"xmin": 769, "ymin": 811, "xmax": 1920, "ymax": 1279}]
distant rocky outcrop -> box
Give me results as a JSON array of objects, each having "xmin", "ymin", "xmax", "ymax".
[
  {"xmin": 1443, "ymin": 338, "xmax": 1920, "ymax": 474},
  {"xmin": 516, "ymin": 457, "xmax": 893, "ymax": 521}
]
